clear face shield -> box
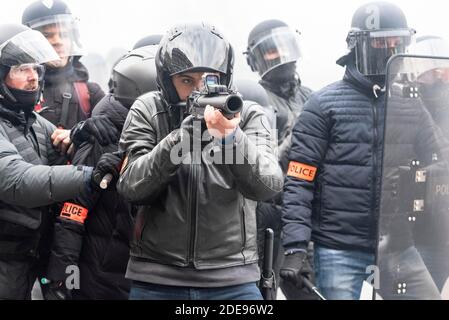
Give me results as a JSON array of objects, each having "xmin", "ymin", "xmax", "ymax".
[
  {"xmin": 27, "ymin": 14, "xmax": 84, "ymax": 66},
  {"xmin": 247, "ymin": 26, "xmax": 302, "ymax": 78},
  {"xmin": 0, "ymin": 29, "xmax": 60, "ymax": 67},
  {"xmin": 9, "ymin": 63, "xmax": 45, "ymax": 81},
  {"xmin": 352, "ymin": 29, "xmax": 415, "ymax": 76}
]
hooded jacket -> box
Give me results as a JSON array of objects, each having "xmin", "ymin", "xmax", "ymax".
[{"xmin": 282, "ymin": 56, "xmax": 445, "ymax": 253}]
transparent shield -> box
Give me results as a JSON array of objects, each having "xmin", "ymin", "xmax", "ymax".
[{"xmin": 376, "ymin": 55, "xmax": 449, "ymax": 300}]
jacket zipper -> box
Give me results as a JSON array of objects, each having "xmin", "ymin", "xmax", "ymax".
[
  {"xmin": 240, "ymin": 198, "xmax": 246, "ymax": 257},
  {"xmin": 371, "ymin": 99, "xmax": 380, "ymax": 243},
  {"xmin": 187, "ymin": 145, "xmax": 201, "ymax": 265}
]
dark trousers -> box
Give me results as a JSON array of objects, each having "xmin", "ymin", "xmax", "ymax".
[{"xmin": 0, "ymin": 257, "xmax": 39, "ymax": 300}]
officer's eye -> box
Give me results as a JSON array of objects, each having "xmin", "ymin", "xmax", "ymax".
[
  {"xmin": 43, "ymin": 32, "xmax": 55, "ymax": 39},
  {"xmin": 59, "ymin": 32, "xmax": 70, "ymax": 39},
  {"xmin": 181, "ymin": 78, "xmax": 193, "ymax": 85}
]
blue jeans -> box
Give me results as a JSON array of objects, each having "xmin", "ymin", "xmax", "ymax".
[
  {"xmin": 129, "ymin": 282, "xmax": 263, "ymax": 300},
  {"xmin": 314, "ymin": 245, "xmax": 375, "ymax": 300}
]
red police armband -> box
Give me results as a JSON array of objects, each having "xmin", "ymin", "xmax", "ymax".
[
  {"xmin": 60, "ymin": 203, "xmax": 89, "ymax": 224},
  {"xmin": 287, "ymin": 161, "xmax": 317, "ymax": 182}
]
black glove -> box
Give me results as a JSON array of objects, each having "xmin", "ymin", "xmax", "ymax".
[
  {"xmin": 41, "ymin": 280, "xmax": 72, "ymax": 300},
  {"xmin": 71, "ymin": 116, "xmax": 119, "ymax": 147},
  {"xmin": 280, "ymin": 251, "xmax": 309, "ymax": 288},
  {"xmin": 92, "ymin": 152, "xmax": 124, "ymax": 190}
]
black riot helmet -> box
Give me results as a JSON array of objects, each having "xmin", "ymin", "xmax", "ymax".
[
  {"xmin": 133, "ymin": 34, "xmax": 163, "ymax": 50},
  {"xmin": 0, "ymin": 23, "xmax": 59, "ymax": 108},
  {"xmin": 155, "ymin": 22, "xmax": 234, "ymax": 104},
  {"xmin": 22, "ymin": 0, "xmax": 84, "ymax": 60},
  {"xmin": 111, "ymin": 45, "xmax": 159, "ymax": 108},
  {"xmin": 346, "ymin": 2, "xmax": 415, "ymax": 76},
  {"xmin": 245, "ymin": 19, "xmax": 302, "ymax": 80}
]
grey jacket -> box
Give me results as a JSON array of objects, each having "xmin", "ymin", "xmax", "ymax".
[
  {"xmin": 260, "ymin": 79, "xmax": 312, "ymax": 172},
  {"xmin": 117, "ymin": 92, "xmax": 283, "ymax": 270},
  {"xmin": 0, "ymin": 103, "xmax": 90, "ymax": 257}
]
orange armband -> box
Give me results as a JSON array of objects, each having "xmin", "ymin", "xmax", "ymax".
[
  {"xmin": 287, "ymin": 161, "xmax": 317, "ymax": 182},
  {"xmin": 60, "ymin": 203, "xmax": 89, "ymax": 224}
]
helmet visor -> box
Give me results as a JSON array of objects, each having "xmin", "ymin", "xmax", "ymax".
[
  {"xmin": 0, "ymin": 29, "xmax": 60, "ymax": 67},
  {"xmin": 28, "ymin": 14, "xmax": 84, "ymax": 58},
  {"xmin": 248, "ymin": 26, "xmax": 302, "ymax": 78},
  {"xmin": 355, "ymin": 29, "xmax": 415, "ymax": 76}
]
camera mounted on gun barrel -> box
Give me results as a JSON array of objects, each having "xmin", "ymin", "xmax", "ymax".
[{"xmin": 187, "ymin": 73, "xmax": 243, "ymax": 120}]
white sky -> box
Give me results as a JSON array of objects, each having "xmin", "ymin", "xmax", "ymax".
[{"xmin": 2, "ymin": 0, "xmax": 449, "ymax": 90}]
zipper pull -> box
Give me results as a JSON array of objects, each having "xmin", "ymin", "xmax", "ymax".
[{"xmin": 372, "ymin": 85, "xmax": 386, "ymax": 99}]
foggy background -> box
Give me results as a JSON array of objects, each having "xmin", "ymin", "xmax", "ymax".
[{"xmin": 2, "ymin": 0, "xmax": 449, "ymax": 91}]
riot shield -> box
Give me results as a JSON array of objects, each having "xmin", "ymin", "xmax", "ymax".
[{"xmin": 376, "ymin": 55, "xmax": 449, "ymax": 300}]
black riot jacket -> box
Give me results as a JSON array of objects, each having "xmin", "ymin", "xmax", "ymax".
[
  {"xmin": 260, "ymin": 78, "xmax": 312, "ymax": 172},
  {"xmin": 47, "ymin": 94, "xmax": 133, "ymax": 300},
  {"xmin": 38, "ymin": 58, "xmax": 105, "ymax": 129}
]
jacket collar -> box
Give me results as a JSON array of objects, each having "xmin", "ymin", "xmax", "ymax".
[
  {"xmin": 0, "ymin": 101, "xmax": 36, "ymax": 133},
  {"xmin": 339, "ymin": 51, "xmax": 386, "ymax": 99}
]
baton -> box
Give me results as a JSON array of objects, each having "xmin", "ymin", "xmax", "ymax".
[
  {"xmin": 302, "ymin": 277, "xmax": 326, "ymax": 300},
  {"xmin": 100, "ymin": 173, "xmax": 113, "ymax": 190},
  {"xmin": 261, "ymin": 228, "xmax": 275, "ymax": 300}
]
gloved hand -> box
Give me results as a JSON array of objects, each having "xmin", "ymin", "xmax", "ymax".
[
  {"xmin": 71, "ymin": 116, "xmax": 119, "ymax": 147},
  {"xmin": 41, "ymin": 279, "xmax": 72, "ymax": 300},
  {"xmin": 280, "ymin": 251, "xmax": 309, "ymax": 288},
  {"xmin": 92, "ymin": 151, "xmax": 124, "ymax": 190}
]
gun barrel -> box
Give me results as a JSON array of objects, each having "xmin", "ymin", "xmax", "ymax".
[{"xmin": 195, "ymin": 93, "xmax": 243, "ymax": 116}]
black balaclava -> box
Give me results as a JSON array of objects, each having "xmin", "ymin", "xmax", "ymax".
[
  {"xmin": 263, "ymin": 61, "xmax": 297, "ymax": 83},
  {"xmin": 4, "ymin": 86, "xmax": 40, "ymax": 114}
]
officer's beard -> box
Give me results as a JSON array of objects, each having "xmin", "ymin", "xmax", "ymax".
[
  {"xmin": 419, "ymin": 81, "xmax": 449, "ymax": 119},
  {"xmin": 263, "ymin": 62, "xmax": 297, "ymax": 83}
]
